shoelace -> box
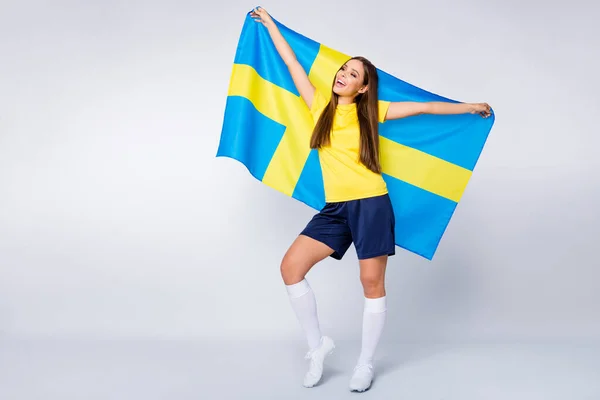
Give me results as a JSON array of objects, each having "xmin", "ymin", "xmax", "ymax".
[
  {"xmin": 304, "ymin": 342, "xmax": 325, "ymax": 360},
  {"xmin": 304, "ymin": 348, "xmax": 325, "ymax": 374},
  {"xmin": 304, "ymin": 348, "xmax": 316, "ymax": 360},
  {"xmin": 353, "ymin": 363, "xmax": 373, "ymax": 373}
]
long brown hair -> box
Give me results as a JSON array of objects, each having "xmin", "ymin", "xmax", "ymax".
[{"xmin": 309, "ymin": 56, "xmax": 382, "ymax": 174}]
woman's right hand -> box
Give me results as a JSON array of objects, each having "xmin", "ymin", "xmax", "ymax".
[
  {"xmin": 248, "ymin": 6, "xmax": 315, "ymax": 108},
  {"xmin": 250, "ymin": 7, "xmax": 274, "ymax": 27}
]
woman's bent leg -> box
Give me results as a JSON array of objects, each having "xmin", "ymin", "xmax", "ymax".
[
  {"xmin": 281, "ymin": 234, "xmax": 336, "ymax": 388},
  {"xmin": 281, "ymin": 234, "xmax": 334, "ymax": 349}
]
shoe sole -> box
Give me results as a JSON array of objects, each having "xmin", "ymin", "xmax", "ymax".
[
  {"xmin": 350, "ymin": 385, "xmax": 372, "ymax": 393},
  {"xmin": 349, "ymin": 374, "xmax": 373, "ymax": 392}
]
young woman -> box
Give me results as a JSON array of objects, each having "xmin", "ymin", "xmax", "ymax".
[{"xmin": 250, "ymin": 7, "xmax": 491, "ymax": 393}]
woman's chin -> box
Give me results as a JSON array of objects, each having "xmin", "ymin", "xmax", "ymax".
[{"xmin": 332, "ymin": 86, "xmax": 345, "ymax": 96}]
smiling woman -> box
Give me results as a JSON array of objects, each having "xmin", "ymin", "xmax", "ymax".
[
  {"xmin": 311, "ymin": 56, "xmax": 383, "ymax": 176},
  {"xmin": 248, "ymin": 5, "xmax": 492, "ymax": 393}
]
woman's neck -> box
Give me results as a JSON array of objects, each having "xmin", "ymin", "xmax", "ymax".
[{"xmin": 337, "ymin": 95, "xmax": 355, "ymax": 105}]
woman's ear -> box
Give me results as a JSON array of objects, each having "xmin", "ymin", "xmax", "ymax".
[{"xmin": 358, "ymin": 85, "xmax": 369, "ymax": 94}]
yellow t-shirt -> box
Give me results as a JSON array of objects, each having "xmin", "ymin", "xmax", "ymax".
[{"xmin": 309, "ymin": 89, "xmax": 391, "ymax": 203}]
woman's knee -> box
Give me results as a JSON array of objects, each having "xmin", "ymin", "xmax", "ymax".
[
  {"xmin": 360, "ymin": 272, "xmax": 385, "ymax": 297},
  {"xmin": 360, "ymin": 272, "xmax": 383, "ymax": 289},
  {"xmin": 280, "ymin": 253, "xmax": 309, "ymax": 285}
]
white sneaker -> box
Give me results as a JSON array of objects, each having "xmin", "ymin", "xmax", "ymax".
[
  {"xmin": 349, "ymin": 363, "xmax": 374, "ymax": 392},
  {"xmin": 302, "ymin": 336, "xmax": 335, "ymax": 388}
]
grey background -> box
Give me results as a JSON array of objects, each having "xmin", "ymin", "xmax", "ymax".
[{"xmin": 1, "ymin": 0, "xmax": 599, "ymax": 398}]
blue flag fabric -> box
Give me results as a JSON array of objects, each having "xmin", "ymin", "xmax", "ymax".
[{"xmin": 217, "ymin": 12, "xmax": 495, "ymax": 260}]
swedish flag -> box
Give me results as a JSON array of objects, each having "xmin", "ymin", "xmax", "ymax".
[{"xmin": 217, "ymin": 13, "xmax": 495, "ymax": 260}]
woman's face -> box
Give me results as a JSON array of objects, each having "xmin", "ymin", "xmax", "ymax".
[{"xmin": 332, "ymin": 59, "xmax": 368, "ymax": 97}]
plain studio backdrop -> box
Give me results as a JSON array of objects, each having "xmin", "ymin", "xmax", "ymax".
[{"xmin": 0, "ymin": 0, "xmax": 599, "ymax": 398}]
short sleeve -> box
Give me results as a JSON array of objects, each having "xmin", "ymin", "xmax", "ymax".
[
  {"xmin": 378, "ymin": 100, "xmax": 390, "ymax": 123},
  {"xmin": 310, "ymin": 89, "xmax": 328, "ymax": 125}
]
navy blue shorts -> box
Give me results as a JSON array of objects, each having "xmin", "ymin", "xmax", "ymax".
[{"xmin": 300, "ymin": 194, "xmax": 396, "ymax": 260}]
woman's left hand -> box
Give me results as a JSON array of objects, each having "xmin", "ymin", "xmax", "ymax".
[{"xmin": 470, "ymin": 103, "xmax": 492, "ymax": 118}]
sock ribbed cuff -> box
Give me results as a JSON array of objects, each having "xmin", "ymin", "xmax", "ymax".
[
  {"xmin": 285, "ymin": 279, "xmax": 311, "ymax": 298},
  {"xmin": 364, "ymin": 296, "xmax": 387, "ymax": 313}
]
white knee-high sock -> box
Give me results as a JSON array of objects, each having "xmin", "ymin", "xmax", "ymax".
[
  {"xmin": 357, "ymin": 296, "xmax": 387, "ymax": 366},
  {"xmin": 286, "ymin": 279, "xmax": 323, "ymax": 350}
]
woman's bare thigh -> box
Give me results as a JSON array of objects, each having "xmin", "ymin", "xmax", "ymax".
[{"xmin": 280, "ymin": 234, "xmax": 334, "ymax": 285}]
